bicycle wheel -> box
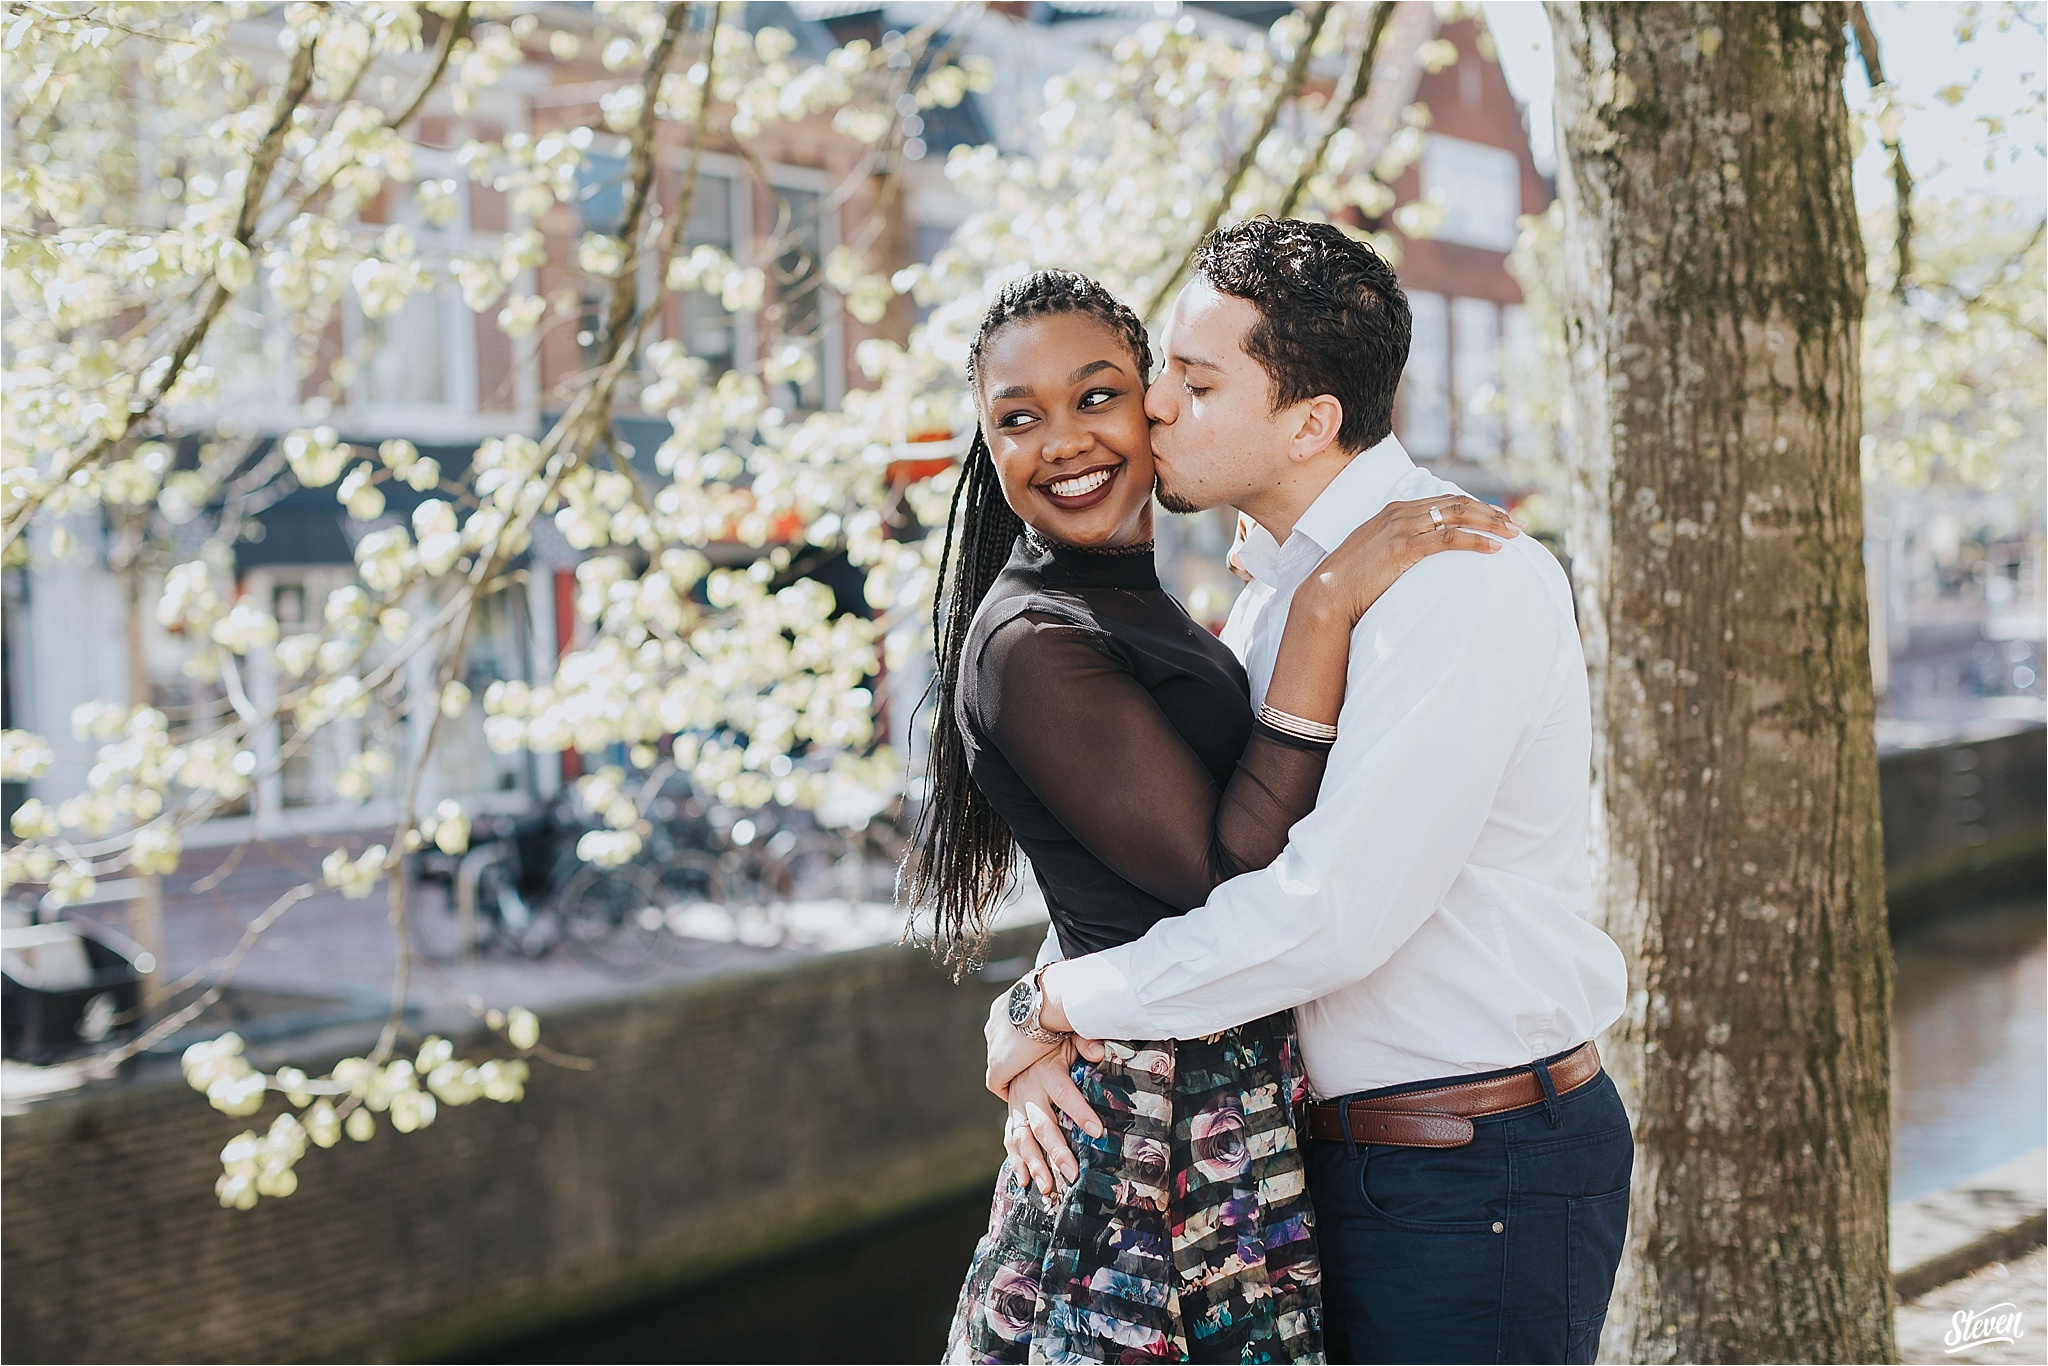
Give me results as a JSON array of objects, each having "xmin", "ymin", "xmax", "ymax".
[
  {"xmin": 653, "ymin": 849, "xmax": 725, "ymax": 912},
  {"xmin": 781, "ymin": 830, "xmax": 864, "ymax": 903},
  {"xmin": 557, "ymin": 863, "xmax": 673, "ymax": 976},
  {"xmin": 409, "ymin": 875, "xmax": 476, "ymax": 964}
]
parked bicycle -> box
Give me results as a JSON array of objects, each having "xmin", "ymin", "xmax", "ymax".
[
  {"xmin": 623, "ymin": 774, "xmax": 912, "ymax": 945},
  {"xmin": 410, "ymin": 778, "xmax": 915, "ymax": 965},
  {"xmin": 634, "ymin": 780, "xmax": 795, "ymax": 946},
  {"xmin": 410, "ymin": 799, "xmax": 675, "ymax": 976},
  {"xmin": 775, "ymin": 798, "xmax": 913, "ymax": 907}
]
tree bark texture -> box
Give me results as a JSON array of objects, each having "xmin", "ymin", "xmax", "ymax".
[{"xmin": 1549, "ymin": 5, "xmax": 1895, "ymax": 1362}]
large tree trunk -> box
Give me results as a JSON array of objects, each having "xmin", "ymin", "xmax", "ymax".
[{"xmin": 1549, "ymin": 5, "xmax": 1895, "ymax": 1361}]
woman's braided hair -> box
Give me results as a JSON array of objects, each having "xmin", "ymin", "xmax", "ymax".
[{"xmin": 906, "ymin": 269, "xmax": 1153, "ymax": 973}]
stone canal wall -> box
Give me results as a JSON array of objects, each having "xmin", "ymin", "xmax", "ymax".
[
  {"xmin": 2, "ymin": 928, "xmax": 1036, "ymax": 1364},
  {"xmin": 1880, "ymin": 722, "xmax": 2045, "ymax": 926}
]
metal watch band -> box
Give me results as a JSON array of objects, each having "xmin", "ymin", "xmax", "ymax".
[{"xmin": 1015, "ymin": 966, "xmax": 1067, "ymax": 1044}]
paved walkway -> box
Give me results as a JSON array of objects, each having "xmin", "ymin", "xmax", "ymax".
[
  {"xmin": 65, "ymin": 837, "xmax": 795, "ymax": 1017},
  {"xmin": 1899, "ymin": 1245, "xmax": 2046, "ymax": 1365},
  {"xmin": 38, "ymin": 833, "xmax": 1046, "ymax": 1057}
]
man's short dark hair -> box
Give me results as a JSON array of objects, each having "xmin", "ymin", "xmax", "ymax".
[{"xmin": 1192, "ymin": 217, "xmax": 1411, "ymax": 452}]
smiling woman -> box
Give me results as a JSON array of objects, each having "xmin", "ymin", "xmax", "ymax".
[{"xmin": 979, "ymin": 314, "xmax": 1157, "ymax": 548}]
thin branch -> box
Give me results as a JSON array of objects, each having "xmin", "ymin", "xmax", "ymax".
[
  {"xmin": 1143, "ymin": 1, "xmax": 1336, "ymax": 319},
  {"xmin": 594, "ymin": 3, "xmax": 695, "ymax": 383},
  {"xmin": 364, "ymin": 0, "xmax": 711, "ymax": 1067},
  {"xmin": 1275, "ymin": 0, "xmax": 1393, "ymax": 220},
  {"xmin": 367, "ymin": 593, "xmax": 477, "ymax": 1067},
  {"xmin": 85, "ymin": 883, "xmax": 318, "ymax": 1072},
  {"xmin": 605, "ymin": 2, "xmax": 729, "ymax": 512},
  {"xmin": 387, "ymin": 4, "xmax": 473, "ymax": 131},
  {"xmin": 1911, "ymin": 217, "xmax": 2047, "ymax": 341},
  {"xmin": 254, "ymin": 9, "xmax": 474, "ymax": 255},
  {"xmin": 1850, "ymin": 1, "xmax": 1913, "ymax": 296}
]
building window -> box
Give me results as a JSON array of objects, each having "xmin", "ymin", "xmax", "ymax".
[
  {"xmin": 1420, "ymin": 135, "xmax": 1522, "ymax": 252},
  {"xmin": 682, "ymin": 170, "xmax": 739, "ymax": 377},
  {"xmin": 203, "ymin": 276, "xmax": 293, "ymax": 419},
  {"xmin": 768, "ymin": 183, "xmax": 829, "ymax": 412},
  {"xmin": 241, "ymin": 568, "xmax": 530, "ymax": 824},
  {"xmin": 362, "ymin": 295, "xmax": 452, "ymax": 408},
  {"xmin": 1403, "ymin": 290, "xmax": 1451, "ymax": 459},
  {"xmin": 351, "ymin": 178, "xmax": 478, "ymax": 420},
  {"xmin": 579, "ymin": 154, "xmax": 752, "ymax": 387},
  {"xmin": 575, "ymin": 152, "xmax": 656, "ymax": 372},
  {"xmin": 1501, "ymin": 303, "xmax": 1539, "ymax": 460},
  {"xmin": 1452, "ymin": 297, "xmax": 1501, "ymax": 459},
  {"xmin": 913, "ymin": 222, "xmax": 953, "ymax": 265},
  {"xmin": 574, "ymin": 149, "xmax": 834, "ymax": 408},
  {"xmin": 433, "ymin": 584, "xmax": 533, "ymax": 798}
]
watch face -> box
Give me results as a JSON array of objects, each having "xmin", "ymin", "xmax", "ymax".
[{"xmin": 1007, "ymin": 977, "xmax": 1033, "ymax": 1026}]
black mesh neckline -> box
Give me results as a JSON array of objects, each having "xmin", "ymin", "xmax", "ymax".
[{"xmin": 1016, "ymin": 531, "xmax": 1159, "ymax": 590}]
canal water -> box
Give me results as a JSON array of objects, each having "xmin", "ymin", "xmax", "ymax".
[
  {"xmin": 460, "ymin": 1193, "xmax": 990, "ymax": 1363},
  {"xmin": 470, "ymin": 893, "xmax": 2046, "ymax": 1363},
  {"xmin": 1891, "ymin": 893, "xmax": 2046, "ymax": 1201}
]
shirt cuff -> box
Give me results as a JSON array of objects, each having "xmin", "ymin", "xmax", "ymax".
[{"xmin": 1052, "ymin": 949, "xmax": 1140, "ymax": 1040}]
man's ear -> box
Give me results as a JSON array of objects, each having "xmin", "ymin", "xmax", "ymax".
[{"xmin": 1285, "ymin": 394, "xmax": 1346, "ymax": 464}]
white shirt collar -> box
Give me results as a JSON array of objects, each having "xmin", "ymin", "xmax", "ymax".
[
  {"xmin": 1236, "ymin": 434, "xmax": 1418, "ymax": 587},
  {"xmin": 1293, "ymin": 432, "xmax": 1417, "ymax": 555}
]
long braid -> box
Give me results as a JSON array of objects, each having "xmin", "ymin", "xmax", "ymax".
[{"xmin": 906, "ymin": 270, "xmax": 1153, "ymax": 973}]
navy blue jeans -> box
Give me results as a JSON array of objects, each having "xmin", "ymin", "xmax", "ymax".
[{"xmin": 1305, "ymin": 1054, "xmax": 1633, "ymax": 1364}]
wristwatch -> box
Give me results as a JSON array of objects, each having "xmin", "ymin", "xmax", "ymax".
[{"xmin": 1006, "ymin": 966, "xmax": 1067, "ymax": 1044}]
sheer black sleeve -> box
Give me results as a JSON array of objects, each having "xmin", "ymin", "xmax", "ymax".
[{"xmin": 971, "ymin": 612, "xmax": 1329, "ymax": 912}]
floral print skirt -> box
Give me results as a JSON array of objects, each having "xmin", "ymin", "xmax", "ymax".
[{"xmin": 944, "ymin": 1013, "xmax": 1324, "ymax": 1364}]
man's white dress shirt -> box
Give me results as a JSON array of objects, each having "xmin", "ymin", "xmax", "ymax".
[{"xmin": 1054, "ymin": 435, "xmax": 1629, "ymax": 1097}]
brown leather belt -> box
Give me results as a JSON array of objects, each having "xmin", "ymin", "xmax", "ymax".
[{"xmin": 1301, "ymin": 1043, "xmax": 1603, "ymax": 1149}]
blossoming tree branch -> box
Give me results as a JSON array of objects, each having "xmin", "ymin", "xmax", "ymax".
[{"xmin": 1, "ymin": 0, "xmax": 1416, "ymax": 1206}]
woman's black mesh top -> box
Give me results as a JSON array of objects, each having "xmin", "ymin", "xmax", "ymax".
[{"xmin": 956, "ymin": 534, "xmax": 1331, "ymax": 958}]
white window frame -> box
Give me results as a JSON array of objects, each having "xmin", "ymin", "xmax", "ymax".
[
  {"xmin": 341, "ymin": 148, "xmax": 483, "ymax": 441},
  {"xmin": 1420, "ymin": 135, "xmax": 1522, "ymax": 253},
  {"xmin": 1452, "ymin": 296, "xmax": 1502, "ymax": 460},
  {"xmin": 671, "ymin": 149, "xmax": 757, "ymax": 385},
  {"xmin": 1402, "ymin": 290, "xmax": 1451, "ymax": 459},
  {"xmin": 570, "ymin": 141, "xmax": 845, "ymax": 409},
  {"xmin": 755, "ymin": 161, "xmax": 845, "ymax": 410},
  {"xmin": 217, "ymin": 565, "xmax": 537, "ymax": 840}
]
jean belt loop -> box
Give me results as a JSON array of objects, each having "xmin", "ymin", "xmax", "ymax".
[
  {"xmin": 1338, "ymin": 1092, "xmax": 1362, "ymax": 1161},
  {"xmin": 1533, "ymin": 1058, "xmax": 1563, "ymax": 1129}
]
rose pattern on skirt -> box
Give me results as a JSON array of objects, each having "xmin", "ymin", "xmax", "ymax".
[{"xmin": 1188, "ymin": 1106, "xmax": 1251, "ymax": 1185}]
